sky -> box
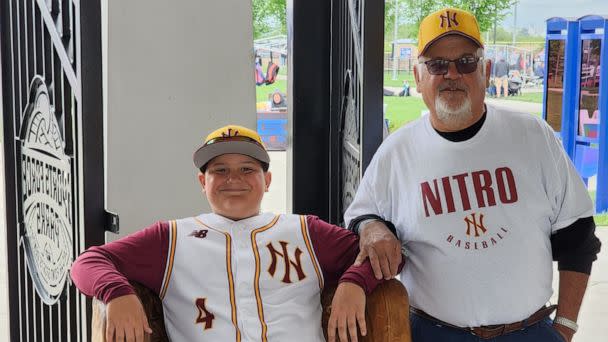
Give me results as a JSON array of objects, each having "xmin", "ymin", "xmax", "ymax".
[{"xmin": 502, "ymin": 0, "xmax": 608, "ymax": 35}]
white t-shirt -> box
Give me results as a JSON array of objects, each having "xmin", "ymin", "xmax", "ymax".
[{"xmin": 345, "ymin": 105, "xmax": 594, "ymax": 327}]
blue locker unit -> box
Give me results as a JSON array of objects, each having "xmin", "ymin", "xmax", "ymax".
[
  {"xmin": 573, "ymin": 15, "xmax": 608, "ymax": 213},
  {"xmin": 543, "ymin": 17, "xmax": 580, "ymax": 156}
]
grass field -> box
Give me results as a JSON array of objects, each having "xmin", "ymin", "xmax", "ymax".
[
  {"xmin": 589, "ymin": 191, "xmax": 608, "ymax": 226},
  {"xmin": 384, "ymin": 71, "xmax": 416, "ymax": 88},
  {"xmin": 256, "ymin": 79, "xmax": 287, "ymax": 102},
  {"xmin": 498, "ymin": 91, "xmax": 543, "ymax": 104},
  {"xmin": 383, "ymin": 96, "xmax": 427, "ymax": 131},
  {"xmin": 596, "ymin": 214, "xmax": 608, "ymax": 227}
]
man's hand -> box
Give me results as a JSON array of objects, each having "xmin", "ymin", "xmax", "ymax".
[
  {"xmin": 327, "ymin": 282, "xmax": 367, "ymax": 342},
  {"xmin": 106, "ymin": 294, "xmax": 153, "ymax": 342},
  {"xmin": 553, "ymin": 323, "xmax": 574, "ymax": 342},
  {"xmin": 355, "ymin": 220, "xmax": 402, "ymax": 279}
]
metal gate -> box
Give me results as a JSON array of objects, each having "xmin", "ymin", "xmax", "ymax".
[
  {"xmin": 1, "ymin": 1, "xmax": 104, "ymax": 341},
  {"xmin": 330, "ymin": 0, "xmax": 384, "ymax": 222},
  {"xmin": 290, "ymin": 0, "xmax": 382, "ymax": 223}
]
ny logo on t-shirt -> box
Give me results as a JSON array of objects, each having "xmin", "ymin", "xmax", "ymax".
[{"xmin": 464, "ymin": 212, "xmax": 487, "ymax": 237}]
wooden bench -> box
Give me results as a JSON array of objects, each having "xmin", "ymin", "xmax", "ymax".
[{"xmin": 92, "ymin": 279, "xmax": 411, "ymax": 341}]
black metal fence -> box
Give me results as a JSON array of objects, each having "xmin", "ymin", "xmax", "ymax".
[
  {"xmin": 1, "ymin": 1, "xmax": 104, "ymax": 341},
  {"xmin": 291, "ymin": 0, "xmax": 383, "ymax": 224},
  {"xmin": 330, "ymin": 0, "xmax": 384, "ymax": 223}
]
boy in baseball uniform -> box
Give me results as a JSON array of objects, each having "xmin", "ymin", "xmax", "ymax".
[{"xmin": 71, "ymin": 125, "xmax": 400, "ymax": 342}]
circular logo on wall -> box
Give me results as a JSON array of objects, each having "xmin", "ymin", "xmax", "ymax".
[{"xmin": 18, "ymin": 76, "xmax": 73, "ymax": 305}]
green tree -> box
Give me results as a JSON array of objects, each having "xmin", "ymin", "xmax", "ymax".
[
  {"xmin": 385, "ymin": 0, "xmax": 409, "ymax": 38},
  {"xmin": 398, "ymin": 23, "xmax": 419, "ymax": 39},
  {"xmin": 252, "ymin": 0, "xmax": 287, "ymax": 39},
  {"xmin": 515, "ymin": 28, "xmax": 545, "ymax": 42},
  {"xmin": 485, "ymin": 26, "xmax": 513, "ymax": 41},
  {"xmin": 402, "ymin": 0, "xmax": 517, "ymax": 33}
]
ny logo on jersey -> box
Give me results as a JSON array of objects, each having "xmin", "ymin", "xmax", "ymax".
[
  {"xmin": 439, "ymin": 11, "xmax": 459, "ymax": 28},
  {"xmin": 189, "ymin": 229, "xmax": 209, "ymax": 239},
  {"xmin": 266, "ymin": 241, "xmax": 306, "ymax": 283},
  {"xmin": 195, "ymin": 298, "xmax": 215, "ymax": 330},
  {"xmin": 464, "ymin": 212, "xmax": 487, "ymax": 237}
]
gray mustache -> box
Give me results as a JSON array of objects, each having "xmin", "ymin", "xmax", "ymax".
[{"xmin": 438, "ymin": 82, "xmax": 467, "ymax": 91}]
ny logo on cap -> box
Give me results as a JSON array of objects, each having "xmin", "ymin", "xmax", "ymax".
[
  {"xmin": 439, "ymin": 11, "xmax": 459, "ymax": 28},
  {"xmin": 221, "ymin": 128, "xmax": 240, "ymax": 138}
]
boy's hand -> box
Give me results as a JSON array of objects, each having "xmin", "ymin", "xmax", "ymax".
[
  {"xmin": 106, "ymin": 294, "xmax": 153, "ymax": 341},
  {"xmin": 327, "ymin": 282, "xmax": 367, "ymax": 342}
]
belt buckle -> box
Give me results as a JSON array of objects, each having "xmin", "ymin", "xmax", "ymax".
[{"xmin": 471, "ymin": 325, "xmax": 506, "ymax": 339}]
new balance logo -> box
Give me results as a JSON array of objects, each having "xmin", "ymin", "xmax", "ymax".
[
  {"xmin": 439, "ymin": 11, "xmax": 459, "ymax": 28},
  {"xmin": 195, "ymin": 298, "xmax": 215, "ymax": 330},
  {"xmin": 189, "ymin": 229, "xmax": 208, "ymax": 239},
  {"xmin": 464, "ymin": 212, "xmax": 487, "ymax": 237},
  {"xmin": 266, "ymin": 241, "xmax": 306, "ymax": 283}
]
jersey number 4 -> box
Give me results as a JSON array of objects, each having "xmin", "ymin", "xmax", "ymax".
[{"xmin": 195, "ymin": 298, "xmax": 215, "ymax": 330}]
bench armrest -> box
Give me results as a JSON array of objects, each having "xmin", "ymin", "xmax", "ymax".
[{"xmin": 92, "ymin": 279, "xmax": 411, "ymax": 341}]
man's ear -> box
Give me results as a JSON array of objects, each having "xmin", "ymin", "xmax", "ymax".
[
  {"xmin": 264, "ymin": 171, "xmax": 272, "ymax": 192},
  {"xmin": 485, "ymin": 59, "xmax": 492, "ymax": 87},
  {"xmin": 413, "ymin": 63, "xmax": 422, "ymax": 92},
  {"xmin": 198, "ymin": 172, "xmax": 206, "ymax": 192}
]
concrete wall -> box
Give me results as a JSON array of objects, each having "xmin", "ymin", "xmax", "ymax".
[{"xmin": 102, "ymin": 0, "xmax": 256, "ymax": 239}]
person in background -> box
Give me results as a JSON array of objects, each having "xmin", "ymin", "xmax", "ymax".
[
  {"xmin": 399, "ymin": 80, "xmax": 411, "ymax": 97},
  {"xmin": 494, "ymin": 56, "xmax": 509, "ymax": 97}
]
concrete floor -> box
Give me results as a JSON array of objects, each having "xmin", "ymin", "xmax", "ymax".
[
  {"xmin": 1, "ymin": 150, "xmax": 607, "ymax": 341},
  {"xmin": 564, "ymin": 230, "xmax": 608, "ymax": 341}
]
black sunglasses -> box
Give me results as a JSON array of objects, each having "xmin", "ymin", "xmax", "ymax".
[{"xmin": 422, "ymin": 56, "xmax": 481, "ymax": 75}]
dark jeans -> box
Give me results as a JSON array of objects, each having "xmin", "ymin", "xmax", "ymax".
[{"xmin": 410, "ymin": 312, "xmax": 566, "ymax": 342}]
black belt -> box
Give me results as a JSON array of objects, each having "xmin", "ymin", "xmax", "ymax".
[{"xmin": 410, "ymin": 305, "xmax": 557, "ymax": 339}]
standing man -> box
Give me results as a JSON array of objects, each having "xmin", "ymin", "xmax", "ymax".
[
  {"xmin": 345, "ymin": 8, "xmax": 601, "ymax": 342},
  {"xmin": 494, "ymin": 56, "xmax": 510, "ymax": 97},
  {"xmin": 535, "ymin": 61, "xmax": 546, "ymax": 78}
]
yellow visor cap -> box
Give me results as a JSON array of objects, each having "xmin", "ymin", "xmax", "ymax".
[
  {"xmin": 418, "ymin": 7, "xmax": 483, "ymax": 55},
  {"xmin": 193, "ymin": 125, "xmax": 270, "ymax": 170}
]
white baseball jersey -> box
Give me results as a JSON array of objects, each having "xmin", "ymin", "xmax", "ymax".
[
  {"xmin": 345, "ymin": 105, "xmax": 594, "ymax": 327},
  {"xmin": 160, "ymin": 212, "xmax": 325, "ymax": 341}
]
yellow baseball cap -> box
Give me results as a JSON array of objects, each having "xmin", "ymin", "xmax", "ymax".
[
  {"xmin": 418, "ymin": 7, "xmax": 483, "ymax": 55},
  {"xmin": 193, "ymin": 125, "xmax": 270, "ymax": 170}
]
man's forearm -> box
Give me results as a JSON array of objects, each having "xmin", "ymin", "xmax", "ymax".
[
  {"xmin": 556, "ymin": 270, "xmax": 589, "ymax": 321},
  {"xmin": 553, "ymin": 270, "xmax": 589, "ymax": 341}
]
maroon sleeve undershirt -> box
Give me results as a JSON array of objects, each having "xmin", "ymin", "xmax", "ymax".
[
  {"xmin": 71, "ymin": 216, "xmax": 402, "ymax": 303},
  {"xmin": 306, "ymin": 216, "xmax": 403, "ymax": 294},
  {"xmin": 70, "ymin": 221, "xmax": 170, "ymax": 304}
]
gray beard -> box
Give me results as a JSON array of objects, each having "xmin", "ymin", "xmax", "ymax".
[{"xmin": 435, "ymin": 96, "xmax": 474, "ymax": 127}]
